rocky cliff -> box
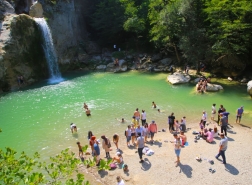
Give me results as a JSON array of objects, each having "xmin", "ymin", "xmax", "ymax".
[{"xmin": 0, "ymin": 14, "xmax": 47, "ymax": 91}]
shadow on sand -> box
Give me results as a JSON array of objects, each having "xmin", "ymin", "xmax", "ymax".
[
  {"xmin": 141, "ymin": 158, "xmax": 152, "ymax": 171},
  {"xmin": 225, "ymin": 163, "xmax": 239, "ymax": 175},
  {"xmin": 178, "ymin": 163, "xmax": 192, "ymax": 178}
]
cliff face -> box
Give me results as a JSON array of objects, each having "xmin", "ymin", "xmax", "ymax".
[
  {"xmin": 40, "ymin": 0, "xmax": 89, "ymax": 65},
  {"xmin": 0, "ymin": 14, "xmax": 47, "ymax": 91}
]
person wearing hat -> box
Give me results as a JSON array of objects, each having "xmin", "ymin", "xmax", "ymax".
[
  {"xmin": 148, "ymin": 120, "xmax": 158, "ymax": 143},
  {"xmin": 215, "ymin": 133, "xmax": 228, "ymax": 164},
  {"xmin": 236, "ymin": 106, "xmax": 244, "ymax": 124},
  {"xmin": 112, "ymin": 151, "xmax": 123, "ymax": 164},
  {"xmin": 220, "ymin": 113, "xmax": 228, "ymax": 136}
]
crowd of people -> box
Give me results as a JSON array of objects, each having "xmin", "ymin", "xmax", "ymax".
[{"xmin": 72, "ymin": 102, "xmax": 244, "ymax": 184}]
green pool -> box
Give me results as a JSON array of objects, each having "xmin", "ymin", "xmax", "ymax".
[{"xmin": 0, "ymin": 71, "xmax": 251, "ymax": 159}]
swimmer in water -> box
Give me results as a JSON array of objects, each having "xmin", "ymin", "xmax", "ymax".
[
  {"xmin": 70, "ymin": 123, "xmax": 77, "ymax": 133},
  {"xmin": 152, "ymin": 101, "xmax": 157, "ymax": 108},
  {"xmin": 86, "ymin": 108, "xmax": 91, "ymax": 116}
]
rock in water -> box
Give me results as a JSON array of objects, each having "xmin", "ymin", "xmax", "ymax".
[
  {"xmin": 247, "ymin": 80, "xmax": 252, "ymax": 98},
  {"xmin": 167, "ymin": 72, "xmax": 191, "ymax": 84},
  {"xmin": 29, "ymin": 2, "xmax": 43, "ymax": 18}
]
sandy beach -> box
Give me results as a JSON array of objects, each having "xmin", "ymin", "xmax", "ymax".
[{"xmin": 80, "ymin": 120, "xmax": 252, "ymax": 185}]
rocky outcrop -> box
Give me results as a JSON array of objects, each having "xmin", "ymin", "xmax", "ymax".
[
  {"xmin": 167, "ymin": 72, "xmax": 191, "ymax": 84},
  {"xmin": 29, "ymin": 2, "xmax": 43, "ymax": 18},
  {"xmin": 0, "ymin": 0, "xmax": 15, "ymax": 17},
  {"xmin": 196, "ymin": 83, "xmax": 223, "ymax": 92},
  {"xmin": 0, "ymin": 14, "xmax": 47, "ymax": 91},
  {"xmin": 247, "ymin": 80, "xmax": 252, "ymax": 98}
]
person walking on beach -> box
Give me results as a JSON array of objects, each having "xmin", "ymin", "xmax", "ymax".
[
  {"xmin": 141, "ymin": 110, "xmax": 146, "ymax": 126},
  {"xmin": 211, "ymin": 104, "xmax": 216, "ymax": 122},
  {"xmin": 236, "ymin": 106, "xmax": 244, "ymax": 124},
  {"xmin": 220, "ymin": 113, "xmax": 228, "ymax": 136},
  {"xmin": 215, "ymin": 133, "xmax": 228, "ymax": 164},
  {"xmin": 171, "ymin": 133, "xmax": 182, "ymax": 166},
  {"xmin": 134, "ymin": 108, "xmax": 140, "ymax": 123},
  {"xmin": 148, "ymin": 120, "xmax": 157, "ymax": 143},
  {"xmin": 168, "ymin": 113, "xmax": 175, "ymax": 132},
  {"xmin": 76, "ymin": 141, "xmax": 83, "ymax": 157},
  {"xmin": 137, "ymin": 132, "xmax": 145, "ymax": 163}
]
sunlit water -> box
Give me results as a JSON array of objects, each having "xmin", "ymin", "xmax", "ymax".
[{"xmin": 0, "ymin": 71, "xmax": 251, "ymax": 159}]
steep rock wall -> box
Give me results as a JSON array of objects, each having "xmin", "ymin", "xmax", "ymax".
[{"xmin": 0, "ymin": 14, "xmax": 47, "ymax": 91}]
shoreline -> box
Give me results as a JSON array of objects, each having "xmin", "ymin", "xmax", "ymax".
[{"xmin": 80, "ymin": 120, "xmax": 252, "ymax": 185}]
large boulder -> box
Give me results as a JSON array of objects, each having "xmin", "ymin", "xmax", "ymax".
[
  {"xmin": 29, "ymin": 2, "xmax": 43, "ymax": 18},
  {"xmin": 0, "ymin": 0, "xmax": 15, "ymax": 15},
  {"xmin": 196, "ymin": 83, "xmax": 223, "ymax": 92},
  {"xmin": 167, "ymin": 72, "xmax": 191, "ymax": 84},
  {"xmin": 247, "ymin": 80, "xmax": 252, "ymax": 98}
]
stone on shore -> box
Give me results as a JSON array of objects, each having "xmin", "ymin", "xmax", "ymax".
[
  {"xmin": 196, "ymin": 83, "xmax": 223, "ymax": 92},
  {"xmin": 247, "ymin": 80, "xmax": 252, "ymax": 97},
  {"xmin": 167, "ymin": 72, "xmax": 191, "ymax": 84}
]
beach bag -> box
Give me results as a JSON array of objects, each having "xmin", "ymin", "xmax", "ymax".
[{"xmin": 110, "ymin": 163, "xmax": 117, "ymax": 169}]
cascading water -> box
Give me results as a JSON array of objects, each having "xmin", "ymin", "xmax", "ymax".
[{"xmin": 34, "ymin": 18, "xmax": 63, "ymax": 84}]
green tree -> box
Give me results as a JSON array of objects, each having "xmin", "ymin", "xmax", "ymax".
[
  {"xmin": 204, "ymin": 0, "xmax": 252, "ymax": 61},
  {"xmin": 0, "ymin": 129, "xmax": 90, "ymax": 185}
]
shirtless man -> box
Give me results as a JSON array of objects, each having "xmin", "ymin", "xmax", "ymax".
[
  {"xmin": 134, "ymin": 108, "xmax": 140, "ymax": 123},
  {"xmin": 152, "ymin": 101, "xmax": 157, "ymax": 108},
  {"xmin": 83, "ymin": 103, "xmax": 88, "ymax": 110},
  {"xmin": 86, "ymin": 108, "xmax": 91, "ymax": 116}
]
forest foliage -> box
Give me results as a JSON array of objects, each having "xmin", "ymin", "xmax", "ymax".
[{"xmin": 89, "ymin": 0, "xmax": 252, "ymax": 68}]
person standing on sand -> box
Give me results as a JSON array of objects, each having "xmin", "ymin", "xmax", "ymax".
[
  {"xmin": 126, "ymin": 125, "xmax": 132, "ymax": 147},
  {"xmin": 168, "ymin": 113, "xmax": 175, "ymax": 132},
  {"xmin": 76, "ymin": 142, "xmax": 83, "ymax": 157},
  {"xmin": 220, "ymin": 113, "xmax": 228, "ymax": 136},
  {"xmin": 141, "ymin": 110, "xmax": 146, "ymax": 126},
  {"xmin": 137, "ymin": 132, "xmax": 145, "ymax": 163},
  {"xmin": 148, "ymin": 120, "xmax": 157, "ymax": 143},
  {"xmin": 134, "ymin": 108, "xmax": 140, "ymax": 123},
  {"xmin": 217, "ymin": 105, "xmax": 225, "ymax": 124},
  {"xmin": 202, "ymin": 111, "xmax": 207, "ymax": 128},
  {"xmin": 171, "ymin": 133, "xmax": 182, "ymax": 166},
  {"xmin": 101, "ymin": 135, "xmax": 111, "ymax": 159},
  {"xmin": 215, "ymin": 133, "xmax": 228, "ymax": 164},
  {"xmin": 236, "ymin": 106, "xmax": 244, "ymax": 124},
  {"xmin": 211, "ymin": 104, "xmax": 216, "ymax": 122},
  {"xmin": 86, "ymin": 108, "xmax": 91, "ymax": 116},
  {"xmin": 113, "ymin": 133, "xmax": 119, "ymax": 150}
]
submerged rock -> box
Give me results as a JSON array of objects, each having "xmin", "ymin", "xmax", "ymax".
[
  {"xmin": 167, "ymin": 72, "xmax": 191, "ymax": 84},
  {"xmin": 247, "ymin": 80, "xmax": 252, "ymax": 98}
]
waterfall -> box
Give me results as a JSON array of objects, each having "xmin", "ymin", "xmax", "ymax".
[{"xmin": 34, "ymin": 18, "xmax": 63, "ymax": 84}]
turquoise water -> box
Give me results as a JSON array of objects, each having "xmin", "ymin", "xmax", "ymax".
[{"xmin": 0, "ymin": 71, "xmax": 251, "ymax": 159}]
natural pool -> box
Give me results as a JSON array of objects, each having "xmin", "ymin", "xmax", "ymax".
[{"xmin": 0, "ymin": 71, "xmax": 251, "ymax": 159}]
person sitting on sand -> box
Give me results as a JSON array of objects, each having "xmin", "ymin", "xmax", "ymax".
[
  {"xmin": 179, "ymin": 131, "xmax": 187, "ymax": 146},
  {"xmin": 152, "ymin": 101, "xmax": 157, "ymax": 108},
  {"xmin": 213, "ymin": 124, "xmax": 219, "ymax": 138},
  {"xmin": 86, "ymin": 108, "xmax": 91, "ymax": 116},
  {"xmin": 122, "ymin": 164, "xmax": 128, "ymax": 172},
  {"xmin": 202, "ymin": 128, "xmax": 208, "ymax": 140},
  {"xmin": 76, "ymin": 141, "xmax": 83, "ymax": 157},
  {"xmin": 83, "ymin": 103, "xmax": 88, "ymax": 110},
  {"xmin": 112, "ymin": 152, "xmax": 123, "ymax": 164},
  {"xmin": 70, "ymin": 123, "xmax": 77, "ymax": 133},
  {"xmin": 206, "ymin": 128, "xmax": 214, "ymax": 143}
]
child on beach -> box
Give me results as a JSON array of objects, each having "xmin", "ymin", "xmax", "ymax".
[
  {"xmin": 113, "ymin": 133, "xmax": 119, "ymax": 150},
  {"xmin": 112, "ymin": 152, "xmax": 123, "ymax": 164},
  {"xmin": 76, "ymin": 142, "xmax": 83, "ymax": 157}
]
